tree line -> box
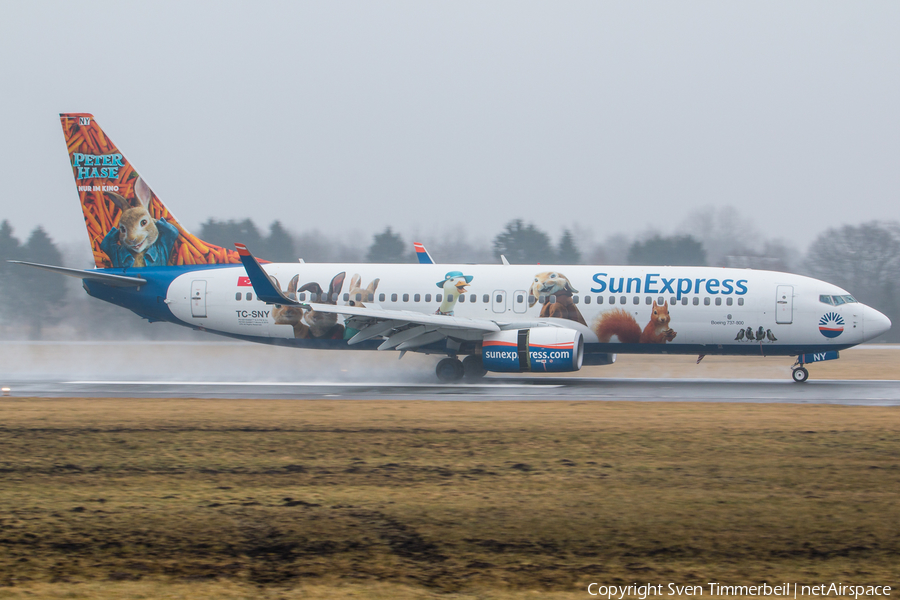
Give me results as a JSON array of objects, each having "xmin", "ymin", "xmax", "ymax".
[{"xmin": 1, "ymin": 216, "xmax": 898, "ymax": 341}]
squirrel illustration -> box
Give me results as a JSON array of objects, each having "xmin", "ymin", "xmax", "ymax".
[{"xmin": 593, "ymin": 301, "xmax": 677, "ymax": 344}]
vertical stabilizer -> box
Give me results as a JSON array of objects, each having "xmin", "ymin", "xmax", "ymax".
[{"xmin": 60, "ymin": 113, "xmax": 241, "ymax": 269}]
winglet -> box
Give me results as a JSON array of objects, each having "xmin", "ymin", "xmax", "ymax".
[
  {"xmin": 414, "ymin": 242, "xmax": 435, "ymax": 264},
  {"xmin": 234, "ymin": 243, "xmax": 300, "ymax": 305}
]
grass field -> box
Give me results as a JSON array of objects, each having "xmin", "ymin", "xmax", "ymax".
[{"xmin": 0, "ymin": 398, "xmax": 898, "ymax": 599}]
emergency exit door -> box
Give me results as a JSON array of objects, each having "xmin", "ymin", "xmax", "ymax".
[
  {"xmin": 492, "ymin": 290, "xmax": 507, "ymax": 313},
  {"xmin": 775, "ymin": 285, "xmax": 793, "ymax": 324},
  {"xmin": 191, "ymin": 280, "xmax": 207, "ymax": 318}
]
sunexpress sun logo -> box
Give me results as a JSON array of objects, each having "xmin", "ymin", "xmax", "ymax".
[{"xmin": 819, "ymin": 312, "xmax": 845, "ymax": 338}]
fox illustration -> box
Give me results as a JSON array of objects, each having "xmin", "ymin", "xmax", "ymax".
[{"xmin": 593, "ymin": 301, "xmax": 677, "ymax": 344}]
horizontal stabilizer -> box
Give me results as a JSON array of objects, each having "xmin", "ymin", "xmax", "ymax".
[
  {"xmin": 9, "ymin": 260, "xmax": 147, "ymax": 287},
  {"xmin": 234, "ymin": 243, "xmax": 299, "ymax": 305}
]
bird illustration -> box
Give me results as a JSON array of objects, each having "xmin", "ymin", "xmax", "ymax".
[
  {"xmin": 766, "ymin": 329, "xmax": 777, "ymax": 342},
  {"xmin": 745, "ymin": 326, "xmax": 753, "ymax": 340},
  {"xmin": 734, "ymin": 329, "xmax": 745, "ymax": 341},
  {"xmin": 435, "ymin": 271, "xmax": 474, "ymax": 316},
  {"xmin": 756, "ymin": 326, "xmax": 765, "ymax": 341}
]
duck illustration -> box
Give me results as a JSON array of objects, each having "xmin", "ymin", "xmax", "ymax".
[
  {"xmin": 435, "ymin": 271, "xmax": 474, "ymax": 316},
  {"xmin": 756, "ymin": 326, "xmax": 766, "ymax": 341},
  {"xmin": 734, "ymin": 329, "xmax": 745, "ymax": 341},
  {"xmin": 766, "ymin": 329, "xmax": 777, "ymax": 342}
]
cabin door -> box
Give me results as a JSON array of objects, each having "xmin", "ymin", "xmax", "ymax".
[
  {"xmin": 492, "ymin": 290, "xmax": 507, "ymax": 313},
  {"xmin": 775, "ymin": 285, "xmax": 793, "ymax": 324},
  {"xmin": 191, "ymin": 280, "xmax": 208, "ymax": 318}
]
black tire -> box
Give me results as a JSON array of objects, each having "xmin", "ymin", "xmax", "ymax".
[
  {"xmin": 462, "ymin": 355, "xmax": 487, "ymax": 381},
  {"xmin": 436, "ymin": 357, "xmax": 464, "ymax": 382},
  {"xmin": 792, "ymin": 366, "xmax": 809, "ymax": 383}
]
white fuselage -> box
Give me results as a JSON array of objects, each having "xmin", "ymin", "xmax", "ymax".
[{"xmin": 163, "ymin": 263, "xmax": 889, "ymax": 355}]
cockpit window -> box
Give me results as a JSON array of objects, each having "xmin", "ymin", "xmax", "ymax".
[{"xmin": 822, "ymin": 294, "xmax": 857, "ymax": 306}]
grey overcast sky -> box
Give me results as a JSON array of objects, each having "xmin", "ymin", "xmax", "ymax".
[{"xmin": 1, "ymin": 1, "xmax": 898, "ymax": 251}]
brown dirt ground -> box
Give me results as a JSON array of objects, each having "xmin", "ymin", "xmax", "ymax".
[{"xmin": 0, "ymin": 399, "xmax": 897, "ymax": 599}]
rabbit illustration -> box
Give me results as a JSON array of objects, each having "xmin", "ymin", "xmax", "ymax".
[
  {"xmin": 298, "ymin": 272, "xmax": 346, "ymax": 339},
  {"xmin": 99, "ymin": 177, "xmax": 179, "ymax": 268},
  {"xmin": 347, "ymin": 274, "xmax": 380, "ymax": 307},
  {"xmin": 271, "ymin": 275, "xmax": 310, "ymax": 339}
]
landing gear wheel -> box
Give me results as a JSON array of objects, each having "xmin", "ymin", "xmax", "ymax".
[
  {"xmin": 462, "ymin": 355, "xmax": 487, "ymax": 381},
  {"xmin": 791, "ymin": 366, "xmax": 809, "ymax": 383},
  {"xmin": 436, "ymin": 357, "xmax": 464, "ymax": 382}
]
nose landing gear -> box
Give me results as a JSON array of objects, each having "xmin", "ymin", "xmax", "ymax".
[{"xmin": 791, "ymin": 366, "xmax": 809, "ymax": 383}]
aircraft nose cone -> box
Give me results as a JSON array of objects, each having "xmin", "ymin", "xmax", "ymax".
[{"xmin": 864, "ymin": 305, "xmax": 892, "ymax": 340}]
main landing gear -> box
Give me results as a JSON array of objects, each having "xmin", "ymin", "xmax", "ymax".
[{"xmin": 435, "ymin": 355, "xmax": 487, "ymax": 382}]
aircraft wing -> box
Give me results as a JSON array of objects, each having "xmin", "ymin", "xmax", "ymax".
[
  {"xmin": 300, "ymin": 302, "xmax": 500, "ymax": 349},
  {"xmin": 235, "ymin": 242, "xmax": 501, "ymax": 350},
  {"xmin": 413, "ymin": 242, "xmax": 434, "ymax": 264}
]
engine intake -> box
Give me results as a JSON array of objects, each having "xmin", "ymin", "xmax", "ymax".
[{"xmin": 482, "ymin": 328, "xmax": 584, "ymax": 373}]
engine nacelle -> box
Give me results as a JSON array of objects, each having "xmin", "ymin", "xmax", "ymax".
[{"xmin": 482, "ymin": 328, "xmax": 584, "ymax": 373}]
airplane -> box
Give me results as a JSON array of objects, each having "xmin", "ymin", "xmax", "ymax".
[{"xmin": 11, "ymin": 113, "xmax": 892, "ymax": 384}]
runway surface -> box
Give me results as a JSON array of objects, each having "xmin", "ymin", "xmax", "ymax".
[{"xmin": 3, "ymin": 377, "xmax": 899, "ymax": 405}]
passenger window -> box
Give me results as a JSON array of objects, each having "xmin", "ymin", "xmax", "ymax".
[
  {"xmin": 470, "ymin": 294, "xmax": 476, "ymax": 303},
  {"xmin": 704, "ymin": 298, "xmax": 710, "ymax": 306},
  {"xmin": 246, "ymin": 292, "xmax": 252, "ymax": 301},
  {"xmin": 596, "ymin": 296, "xmax": 603, "ymax": 304},
  {"xmin": 738, "ymin": 298, "xmax": 744, "ymax": 306},
  {"xmin": 379, "ymin": 293, "xmax": 385, "ymax": 302},
  {"xmin": 584, "ymin": 296, "xmax": 591, "ymax": 305},
  {"xmin": 391, "ymin": 293, "xmax": 398, "ymax": 302},
  {"xmin": 402, "ymin": 293, "xmax": 409, "ymax": 302},
  {"xmin": 645, "ymin": 297, "xmax": 652, "ymax": 305},
  {"xmin": 298, "ymin": 293, "xmax": 306, "ymax": 301},
  {"xmin": 681, "ymin": 298, "xmax": 688, "ymax": 306},
  {"xmin": 726, "ymin": 297, "xmax": 733, "ymax": 306},
  {"xmin": 516, "ymin": 294, "xmax": 523, "ymax": 303},
  {"xmin": 632, "ymin": 296, "xmax": 639, "ymax": 305},
  {"xmin": 235, "ymin": 292, "xmax": 241, "ymax": 301},
  {"xmin": 484, "ymin": 294, "xmax": 491, "ymax": 303},
  {"xmin": 715, "ymin": 297, "xmax": 722, "ymax": 306},
  {"xmin": 573, "ymin": 295, "xmax": 579, "ymax": 304},
  {"xmin": 670, "ymin": 297, "xmax": 677, "ymax": 305},
  {"xmin": 356, "ymin": 293, "xmax": 362, "ymax": 302},
  {"xmin": 658, "ymin": 297, "xmax": 664, "ymax": 305},
  {"xmin": 459, "ymin": 294, "xmax": 466, "ymax": 303},
  {"xmin": 528, "ymin": 294, "xmax": 536, "ymax": 305},
  {"xmin": 343, "ymin": 293, "xmax": 349, "ymax": 301},
  {"xmin": 414, "ymin": 294, "xmax": 420, "ymax": 302},
  {"xmin": 620, "ymin": 296, "xmax": 626, "ymax": 305},
  {"xmin": 609, "ymin": 296, "xmax": 615, "ymax": 305},
  {"xmin": 425, "ymin": 294, "xmax": 432, "ymax": 302},
  {"xmin": 436, "ymin": 294, "xmax": 442, "ymax": 302},
  {"xmin": 446, "ymin": 294, "xmax": 454, "ymax": 302},
  {"xmin": 692, "ymin": 297, "xmax": 699, "ymax": 306}
]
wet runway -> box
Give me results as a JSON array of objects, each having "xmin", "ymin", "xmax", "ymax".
[{"xmin": 3, "ymin": 377, "xmax": 899, "ymax": 405}]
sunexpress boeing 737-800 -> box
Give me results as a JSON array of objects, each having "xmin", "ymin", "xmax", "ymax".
[{"xmin": 13, "ymin": 114, "xmax": 892, "ymax": 383}]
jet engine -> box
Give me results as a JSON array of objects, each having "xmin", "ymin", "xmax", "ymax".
[{"xmin": 482, "ymin": 328, "xmax": 584, "ymax": 373}]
